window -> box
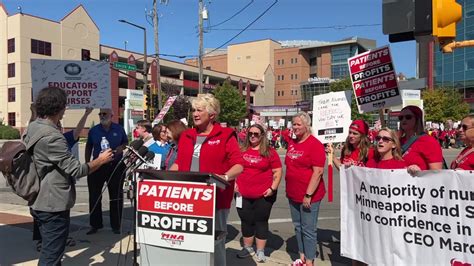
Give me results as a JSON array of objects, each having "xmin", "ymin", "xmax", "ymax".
[
  {"xmin": 246, "ymin": 55, "xmax": 251, "ymax": 59},
  {"xmin": 7, "ymin": 38, "xmax": 15, "ymax": 53},
  {"xmin": 281, "ymin": 75, "xmax": 284, "ymax": 81},
  {"xmin": 277, "ymin": 91, "xmax": 281, "ymax": 96},
  {"xmin": 81, "ymin": 49, "xmax": 90, "ymax": 61},
  {"xmin": 310, "ymin": 57, "xmax": 317, "ymax": 66},
  {"xmin": 281, "ymin": 59, "xmax": 284, "ymax": 65},
  {"xmin": 31, "ymin": 39, "xmax": 52, "ymax": 56},
  {"xmin": 277, "ymin": 60, "xmax": 280, "ymax": 65},
  {"xmin": 291, "ymin": 74, "xmax": 294, "ymax": 80},
  {"xmin": 291, "ymin": 90, "xmax": 294, "ymax": 95},
  {"xmin": 291, "ymin": 58, "xmax": 294, "ymax": 64},
  {"xmin": 295, "ymin": 73, "xmax": 298, "ymax": 80},
  {"xmin": 295, "ymin": 90, "xmax": 298, "ymax": 95},
  {"xmin": 277, "ymin": 75, "xmax": 280, "ymax": 81},
  {"xmin": 295, "ymin": 58, "xmax": 298, "ymax": 64},
  {"xmin": 281, "ymin": 91, "xmax": 284, "ymax": 96},
  {"xmin": 8, "ymin": 88, "xmax": 15, "ymax": 102},
  {"xmin": 8, "ymin": 112, "xmax": 15, "ymax": 127},
  {"xmin": 8, "ymin": 63, "xmax": 15, "ymax": 78}
]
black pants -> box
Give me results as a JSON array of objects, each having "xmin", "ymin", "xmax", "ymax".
[
  {"xmin": 87, "ymin": 162, "xmax": 125, "ymax": 230},
  {"xmin": 236, "ymin": 193, "xmax": 277, "ymax": 240},
  {"xmin": 30, "ymin": 209, "xmax": 70, "ymax": 266}
]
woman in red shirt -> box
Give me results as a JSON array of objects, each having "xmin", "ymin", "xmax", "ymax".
[
  {"xmin": 451, "ymin": 115, "xmax": 474, "ymax": 170},
  {"xmin": 398, "ymin": 105, "xmax": 443, "ymax": 175},
  {"xmin": 283, "ymin": 112, "xmax": 326, "ymax": 266},
  {"xmin": 366, "ymin": 128, "xmax": 406, "ymax": 169},
  {"xmin": 331, "ymin": 119, "xmax": 374, "ymax": 169},
  {"xmin": 235, "ymin": 124, "xmax": 282, "ymax": 262}
]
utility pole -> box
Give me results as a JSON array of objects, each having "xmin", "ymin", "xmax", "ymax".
[
  {"xmin": 153, "ymin": 0, "xmax": 163, "ymax": 110},
  {"xmin": 198, "ymin": 0, "xmax": 203, "ymax": 94}
]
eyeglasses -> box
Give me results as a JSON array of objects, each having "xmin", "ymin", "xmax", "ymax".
[
  {"xmin": 98, "ymin": 112, "xmax": 109, "ymax": 116},
  {"xmin": 398, "ymin": 114, "xmax": 413, "ymax": 121},
  {"xmin": 248, "ymin": 132, "xmax": 261, "ymax": 138},
  {"xmin": 461, "ymin": 124, "xmax": 472, "ymax": 131},
  {"xmin": 375, "ymin": 136, "xmax": 393, "ymax": 143}
]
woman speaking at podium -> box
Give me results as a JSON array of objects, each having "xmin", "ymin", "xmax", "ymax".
[{"xmin": 170, "ymin": 93, "xmax": 243, "ymax": 266}]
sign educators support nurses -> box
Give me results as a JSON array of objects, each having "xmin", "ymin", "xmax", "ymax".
[
  {"xmin": 348, "ymin": 46, "xmax": 402, "ymax": 113},
  {"xmin": 136, "ymin": 179, "xmax": 216, "ymax": 253},
  {"xmin": 31, "ymin": 59, "xmax": 112, "ymax": 109}
]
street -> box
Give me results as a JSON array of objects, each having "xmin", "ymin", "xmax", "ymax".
[{"xmin": 0, "ymin": 143, "xmax": 462, "ymax": 265}]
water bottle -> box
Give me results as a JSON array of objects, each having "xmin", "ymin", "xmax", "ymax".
[{"xmin": 100, "ymin": 137, "xmax": 110, "ymax": 152}]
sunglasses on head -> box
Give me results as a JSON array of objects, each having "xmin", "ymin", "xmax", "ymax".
[
  {"xmin": 398, "ymin": 114, "xmax": 413, "ymax": 121},
  {"xmin": 248, "ymin": 132, "xmax": 261, "ymax": 138},
  {"xmin": 375, "ymin": 136, "xmax": 393, "ymax": 143}
]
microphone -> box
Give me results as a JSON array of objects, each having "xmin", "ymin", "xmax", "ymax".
[
  {"xmin": 117, "ymin": 139, "xmax": 144, "ymax": 165},
  {"xmin": 129, "ymin": 151, "xmax": 155, "ymax": 174},
  {"xmin": 126, "ymin": 146, "xmax": 149, "ymax": 167}
]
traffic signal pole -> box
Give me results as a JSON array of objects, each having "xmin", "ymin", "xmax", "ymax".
[{"xmin": 440, "ymin": 40, "xmax": 474, "ymax": 53}]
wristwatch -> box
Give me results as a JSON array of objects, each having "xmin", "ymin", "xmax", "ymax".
[{"xmin": 304, "ymin": 193, "xmax": 313, "ymax": 198}]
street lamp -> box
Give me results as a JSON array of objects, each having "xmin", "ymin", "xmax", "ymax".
[{"xmin": 118, "ymin": 19, "xmax": 150, "ymax": 119}]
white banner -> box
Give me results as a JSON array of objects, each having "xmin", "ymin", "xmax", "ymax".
[
  {"xmin": 153, "ymin": 96, "xmax": 177, "ymax": 125},
  {"xmin": 312, "ymin": 91, "xmax": 352, "ymax": 144},
  {"xmin": 341, "ymin": 167, "xmax": 474, "ymax": 265},
  {"xmin": 31, "ymin": 59, "xmax": 111, "ymax": 109}
]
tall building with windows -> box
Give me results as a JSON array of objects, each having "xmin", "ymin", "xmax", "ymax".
[{"xmin": 186, "ymin": 37, "xmax": 376, "ymax": 106}]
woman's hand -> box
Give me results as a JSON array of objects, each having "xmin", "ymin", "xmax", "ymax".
[
  {"xmin": 234, "ymin": 183, "xmax": 239, "ymax": 193},
  {"xmin": 407, "ymin": 164, "xmax": 422, "ymax": 176},
  {"xmin": 302, "ymin": 196, "xmax": 311, "ymax": 209},
  {"xmin": 263, "ymin": 188, "xmax": 274, "ymax": 197}
]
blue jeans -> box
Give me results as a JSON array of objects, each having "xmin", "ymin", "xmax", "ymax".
[
  {"xmin": 30, "ymin": 209, "xmax": 70, "ymax": 266},
  {"xmin": 288, "ymin": 199, "xmax": 321, "ymax": 261}
]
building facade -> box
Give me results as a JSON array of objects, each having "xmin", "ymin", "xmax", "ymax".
[
  {"xmin": 186, "ymin": 37, "xmax": 376, "ymax": 107},
  {"xmin": 0, "ymin": 4, "xmax": 262, "ymax": 132}
]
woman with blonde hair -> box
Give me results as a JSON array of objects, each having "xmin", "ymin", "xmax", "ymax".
[
  {"xmin": 366, "ymin": 128, "xmax": 406, "ymax": 169},
  {"xmin": 235, "ymin": 124, "xmax": 282, "ymax": 262},
  {"xmin": 282, "ymin": 112, "xmax": 326, "ymax": 266},
  {"xmin": 170, "ymin": 93, "xmax": 243, "ymax": 266}
]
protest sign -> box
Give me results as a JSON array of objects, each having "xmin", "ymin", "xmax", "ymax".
[
  {"xmin": 152, "ymin": 96, "xmax": 177, "ymax": 125},
  {"xmin": 312, "ymin": 91, "xmax": 352, "ymax": 144},
  {"xmin": 348, "ymin": 46, "xmax": 402, "ymax": 113},
  {"xmin": 136, "ymin": 179, "xmax": 215, "ymax": 253},
  {"xmin": 31, "ymin": 59, "xmax": 111, "ymax": 109},
  {"xmin": 341, "ymin": 167, "xmax": 474, "ymax": 265}
]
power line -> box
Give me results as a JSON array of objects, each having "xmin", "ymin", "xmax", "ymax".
[
  {"xmin": 211, "ymin": 23, "xmax": 382, "ymax": 31},
  {"xmin": 195, "ymin": 0, "xmax": 278, "ymax": 58},
  {"xmin": 209, "ymin": 0, "xmax": 254, "ymax": 28}
]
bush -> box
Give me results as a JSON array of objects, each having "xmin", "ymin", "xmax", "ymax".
[{"xmin": 0, "ymin": 125, "xmax": 21, "ymax": 139}]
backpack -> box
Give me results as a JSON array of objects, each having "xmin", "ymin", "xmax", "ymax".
[{"xmin": 0, "ymin": 126, "xmax": 56, "ymax": 205}]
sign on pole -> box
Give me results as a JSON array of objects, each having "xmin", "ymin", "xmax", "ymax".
[
  {"xmin": 341, "ymin": 167, "xmax": 474, "ymax": 265},
  {"xmin": 31, "ymin": 59, "xmax": 111, "ymax": 109},
  {"xmin": 348, "ymin": 46, "xmax": 402, "ymax": 113},
  {"xmin": 113, "ymin": 61, "xmax": 137, "ymax": 71},
  {"xmin": 312, "ymin": 91, "xmax": 352, "ymax": 144},
  {"xmin": 136, "ymin": 179, "xmax": 216, "ymax": 252},
  {"xmin": 152, "ymin": 96, "xmax": 177, "ymax": 125}
]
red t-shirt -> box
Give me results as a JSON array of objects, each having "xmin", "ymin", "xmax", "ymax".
[
  {"xmin": 366, "ymin": 158, "xmax": 407, "ymax": 169},
  {"xmin": 401, "ymin": 135, "xmax": 443, "ymax": 170},
  {"xmin": 340, "ymin": 147, "xmax": 375, "ymax": 167},
  {"xmin": 451, "ymin": 147, "xmax": 474, "ymax": 170},
  {"xmin": 237, "ymin": 148, "xmax": 282, "ymax": 198},
  {"xmin": 285, "ymin": 135, "xmax": 326, "ymax": 203}
]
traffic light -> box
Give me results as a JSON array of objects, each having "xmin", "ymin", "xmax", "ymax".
[
  {"xmin": 383, "ymin": 0, "xmax": 462, "ymax": 48},
  {"xmin": 432, "ymin": 0, "xmax": 462, "ymax": 46},
  {"xmin": 152, "ymin": 94, "xmax": 159, "ymax": 108},
  {"xmin": 145, "ymin": 94, "xmax": 150, "ymax": 108}
]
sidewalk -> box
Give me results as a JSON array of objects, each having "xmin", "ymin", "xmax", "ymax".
[{"xmin": 0, "ymin": 202, "xmax": 341, "ymax": 266}]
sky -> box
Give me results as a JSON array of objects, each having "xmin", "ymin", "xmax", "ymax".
[{"xmin": 2, "ymin": 0, "xmax": 417, "ymax": 77}]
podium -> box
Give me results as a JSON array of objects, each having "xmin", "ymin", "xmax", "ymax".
[{"xmin": 134, "ymin": 169, "xmax": 229, "ymax": 266}]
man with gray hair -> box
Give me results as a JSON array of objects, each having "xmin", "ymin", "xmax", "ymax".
[{"xmin": 85, "ymin": 108, "xmax": 128, "ymax": 235}]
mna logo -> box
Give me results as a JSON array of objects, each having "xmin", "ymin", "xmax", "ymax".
[
  {"xmin": 451, "ymin": 258, "xmax": 472, "ymax": 266},
  {"xmin": 64, "ymin": 63, "xmax": 81, "ymax": 75},
  {"xmin": 161, "ymin": 232, "xmax": 184, "ymax": 246}
]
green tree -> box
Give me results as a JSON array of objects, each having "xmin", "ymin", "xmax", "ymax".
[
  {"xmin": 422, "ymin": 88, "xmax": 469, "ymax": 122},
  {"xmin": 329, "ymin": 77, "xmax": 372, "ymax": 121},
  {"xmin": 213, "ymin": 80, "xmax": 247, "ymax": 126}
]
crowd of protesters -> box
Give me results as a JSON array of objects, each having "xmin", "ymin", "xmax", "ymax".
[{"xmin": 25, "ymin": 86, "xmax": 473, "ymax": 266}]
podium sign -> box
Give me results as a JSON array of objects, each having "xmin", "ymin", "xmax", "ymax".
[{"xmin": 136, "ymin": 179, "xmax": 216, "ymax": 253}]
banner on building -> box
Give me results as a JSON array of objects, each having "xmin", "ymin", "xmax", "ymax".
[
  {"xmin": 312, "ymin": 91, "xmax": 352, "ymax": 144},
  {"xmin": 341, "ymin": 167, "xmax": 474, "ymax": 265},
  {"xmin": 153, "ymin": 96, "xmax": 177, "ymax": 125},
  {"xmin": 348, "ymin": 46, "xmax": 402, "ymax": 113},
  {"xmin": 31, "ymin": 59, "xmax": 111, "ymax": 109},
  {"xmin": 136, "ymin": 179, "xmax": 216, "ymax": 253}
]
